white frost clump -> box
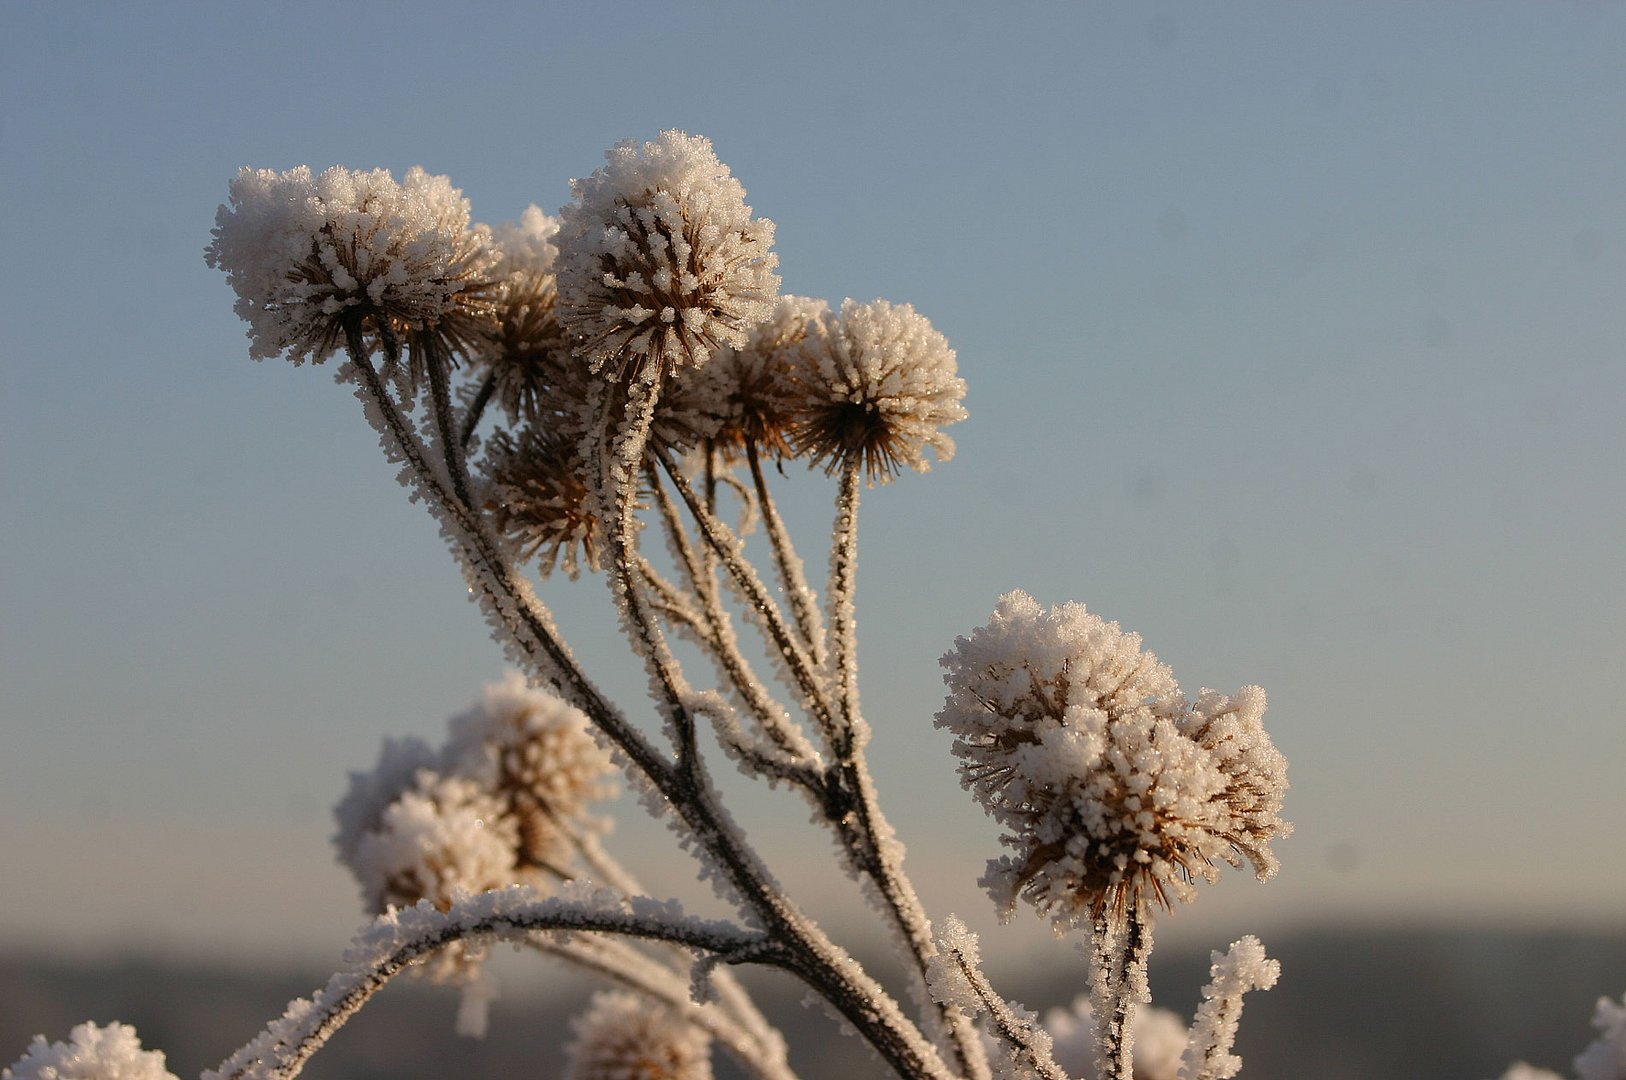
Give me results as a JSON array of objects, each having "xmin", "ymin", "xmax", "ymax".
[
  {"xmin": 936, "ymin": 590, "xmax": 1290, "ymax": 930},
  {"xmin": 206, "ymin": 164, "xmax": 498, "ymax": 366},
  {"xmin": 1044, "ymin": 996, "xmax": 1188, "ymax": 1080},
  {"xmin": 492, "ymin": 205, "xmax": 561, "ymax": 278},
  {"xmin": 563, "ymin": 991, "xmax": 714, "ymax": 1080},
  {"xmin": 788, "ymin": 298, "xmax": 967, "ymax": 482},
  {"xmin": 555, "ymin": 130, "xmax": 779, "ymax": 381},
  {"xmin": 1575, "ymin": 992, "xmax": 1626, "ymax": 1080},
  {"xmin": 2, "ymin": 1022, "xmax": 178, "ymax": 1080}
]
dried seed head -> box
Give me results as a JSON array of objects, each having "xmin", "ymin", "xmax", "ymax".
[
  {"xmin": 476, "ymin": 206, "xmax": 574, "ymax": 423},
  {"xmin": 692, "ymin": 294, "xmax": 829, "ymax": 462},
  {"xmin": 483, "ymin": 426, "xmax": 602, "ymax": 579}
]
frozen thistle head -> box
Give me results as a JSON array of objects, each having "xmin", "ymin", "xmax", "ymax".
[
  {"xmin": 483, "ymin": 426, "xmax": 602, "ymax": 578},
  {"xmin": 556, "ymin": 131, "xmax": 780, "ymax": 382},
  {"xmin": 442, "ymin": 672, "xmax": 618, "ymax": 867},
  {"xmin": 2, "ymin": 1022, "xmax": 178, "ymax": 1080},
  {"xmin": 788, "ymin": 298, "xmax": 967, "ymax": 482},
  {"xmin": 1043, "ymin": 995, "xmax": 1188, "ymax": 1080},
  {"xmin": 475, "ymin": 206, "xmax": 573, "ymax": 423},
  {"xmin": 1575, "ymin": 991, "xmax": 1626, "ymax": 1080},
  {"xmin": 563, "ymin": 991, "xmax": 714, "ymax": 1080},
  {"xmin": 206, "ymin": 165, "xmax": 499, "ymax": 380},
  {"xmin": 693, "ymin": 295, "xmax": 830, "ymax": 461},
  {"xmin": 937, "ymin": 590, "xmax": 1290, "ymax": 930}
]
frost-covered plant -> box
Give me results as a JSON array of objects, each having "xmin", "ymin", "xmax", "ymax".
[{"xmin": 11, "ymin": 128, "xmax": 1611, "ymax": 1080}]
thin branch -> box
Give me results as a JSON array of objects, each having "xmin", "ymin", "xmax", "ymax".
[{"xmin": 749, "ymin": 440, "xmax": 828, "ymax": 669}]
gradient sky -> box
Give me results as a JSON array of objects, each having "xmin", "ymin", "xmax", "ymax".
[{"xmin": 2, "ymin": 2, "xmax": 1623, "ymax": 972}]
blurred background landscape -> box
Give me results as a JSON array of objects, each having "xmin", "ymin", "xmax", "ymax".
[
  {"xmin": 2, "ymin": 3, "xmax": 1622, "ymax": 1076},
  {"xmin": 6, "ymin": 927, "xmax": 1623, "ymax": 1078}
]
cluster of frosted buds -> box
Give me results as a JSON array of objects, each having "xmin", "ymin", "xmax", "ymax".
[
  {"xmin": 205, "ymin": 165, "xmax": 500, "ymax": 387},
  {"xmin": 788, "ymin": 298, "xmax": 967, "ymax": 482},
  {"xmin": 474, "ymin": 205, "xmax": 574, "ymax": 424},
  {"xmin": 2, "ymin": 1022, "xmax": 178, "ymax": 1080},
  {"xmin": 1043, "ymin": 996, "xmax": 1189, "ymax": 1080},
  {"xmin": 692, "ymin": 294, "xmax": 831, "ymax": 461},
  {"xmin": 937, "ymin": 590, "xmax": 1290, "ymax": 931},
  {"xmin": 563, "ymin": 992, "xmax": 714, "ymax": 1080},
  {"xmin": 556, "ymin": 131, "xmax": 780, "ymax": 383},
  {"xmin": 333, "ymin": 675, "xmax": 616, "ymax": 975}
]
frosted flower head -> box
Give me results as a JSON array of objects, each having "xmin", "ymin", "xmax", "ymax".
[
  {"xmin": 788, "ymin": 298, "xmax": 967, "ymax": 482},
  {"xmin": 690, "ymin": 295, "xmax": 829, "ymax": 461},
  {"xmin": 2, "ymin": 1022, "xmax": 178, "ymax": 1080},
  {"xmin": 206, "ymin": 164, "xmax": 499, "ymax": 383},
  {"xmin": 556, "ymin": 131, "xmax": 780, "ymax": 382},
  {"xmin": 441, "ymin": 673, "xmax": 617, "ymax": 869},
  {"xmin": 937, "ymin": 591, "xmax": 1290, "ymax": 930},
  {"xmin": 563, "ymin": 992, "xmax": 713, "ymax": 1080},
  {"xmin": 483, "ymin": 426, "xmax": 602, "ymax": 579},
  {"xmin": 1044, "ymin": 996, "xmax": 1188, "ymax": 1080}
]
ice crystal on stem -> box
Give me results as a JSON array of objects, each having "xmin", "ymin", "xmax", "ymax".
[
  {"xmin": 1044, "ymin": 996, "xmax": 1188, "ymax": 1080},
  {"xmin": 2, "ymin": 1023, "xmax": 178, "ymax": 1080}
]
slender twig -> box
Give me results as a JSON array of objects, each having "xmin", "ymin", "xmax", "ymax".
[
  {"xmin": 748, "ymin": 440, "xmax": 829, "ymax": 668},
  {"xmin": 1094, "ymin": 905, "xmax": 1153, "ymax": 1080},
  {"xmin": 943, "ymin": 937, "xmax": 1066, "ymax": 1080},
  {"xmin": 650, "ymin": 464, "xmax": 820, "ymax": 765}
]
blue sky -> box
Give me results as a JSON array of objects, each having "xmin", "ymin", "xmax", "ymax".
[{"xmin": 2, "ymin": 2, "xmax": 1622, "ymax": 968}]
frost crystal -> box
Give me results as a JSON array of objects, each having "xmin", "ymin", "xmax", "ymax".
[
  {"xmin": 788, "ymin": 298, "xmax": 967, "ymax": 482},
  {"xmin": 556, "ymin": 131, "xmax": 779, "ymax": 382},
  {"xmin": 2, "ymin": 1022, "xmax": 178, "ymax": 1080},
  {"xmin": 563, "ymin": 991, "xmax": 714, "ymax": 1080},
  {"xmin": 937, "ymin": 591, "xmax": 1290, "ymax": 929},
  {"xmin": 206, "ymin": 165, "xmax": 499, "ymax": 372},
  {"xmin": 1044, "ymin": 996, "xmax": 1188, "ymax": 1080}
]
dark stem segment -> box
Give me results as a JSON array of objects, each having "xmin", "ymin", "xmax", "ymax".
[{"xmin": 460, "ymin": 370, "xmax": 497, "ymax": 450}]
